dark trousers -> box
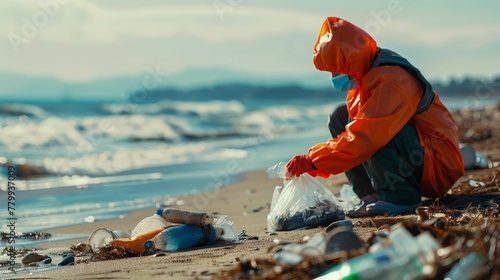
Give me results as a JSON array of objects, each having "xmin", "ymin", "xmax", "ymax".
[{"xmin": 328, "ymin": 104, "xmax": 423, "ymax": 205}]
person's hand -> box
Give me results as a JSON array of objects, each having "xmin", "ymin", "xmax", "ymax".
[{"xmin": 286, "ymin": 155, "xmax": 316, "ymax": 177}]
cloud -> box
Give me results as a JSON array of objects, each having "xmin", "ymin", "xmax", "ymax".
[
  {"xmin": 2, "ymin": 1, "xmax": 321, "ymax": 44},
  {"xmin": 382, "ymin": 20, "xmax": 500, "ymax": 49},
  {"xmin": 1, "ymin": 0, "xmax": 499, "ymax": 82}
]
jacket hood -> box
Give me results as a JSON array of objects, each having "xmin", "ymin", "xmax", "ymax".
[{"xmin": 313, "ymin": 17, "xmax": 378, "ymax": 81}]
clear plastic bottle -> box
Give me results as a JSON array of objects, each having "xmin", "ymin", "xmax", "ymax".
[
  {"xmin": 144, "ymin": 224, "xmax": 221, "ymax": 252},
  {"xmin": 131, "ymin": 209, "xmax": 172, "ymax": 237},
  {"xmin": 316, "ymin": 227, "xmax": 440, "ymax": 280}
]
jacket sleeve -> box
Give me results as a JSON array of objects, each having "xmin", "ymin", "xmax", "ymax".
[{"xmin": 308, "ymin": 66, "xmax": 424, "ymax": 174}]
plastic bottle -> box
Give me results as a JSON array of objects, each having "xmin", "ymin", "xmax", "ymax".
[
  {"xmin": 131, "ymin": 210, "xmax": 172, "ymax": 237},
  {"xmin": 444, "ymin": 253, "xmax": 486, "ymax": 280},
  {"xmin": 160, "ymin": 208, "xmax": 214, "ymax": 226},
  {"xmin": 111, "ymin": 227, "xmax": 167, "ymax": 253},
  {"xmin": 144, "ymin": 224, "xmax": 222, "ymax": 252},
  {"xmin": 316, "ymin": 227, "xmax": 440, "ymax": 280}
]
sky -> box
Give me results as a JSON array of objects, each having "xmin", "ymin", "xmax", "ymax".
[{"xmin": 1, "ymin": 0, "xmax": 499, "ymax": 84}]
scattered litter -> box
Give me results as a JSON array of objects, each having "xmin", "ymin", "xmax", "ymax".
[
  {"xmin": 338, "ymin": 184, "xmax": 360, "ymax": 210},
  {"xmin": 83, "ymin": 208, "xmax": 239, "ymax": 261},
  {"xmin": 0, "ymin": 231, "xmax": 51, "ymax": 241},
  {"xmin": 325, "ymin": 220, "xmax": 353, "ymax": 232},
  {"xmin": 217, "ymin": 201, "xmax": 500, "ymax": 279},
  {"xmin": 160, "ymin": 208, "xmax": 214, "ymax": 226}
]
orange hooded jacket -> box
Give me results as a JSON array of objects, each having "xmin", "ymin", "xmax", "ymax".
[{"xmin": 309, "ymin": 17, "xmax": 464, "ymax": 198}]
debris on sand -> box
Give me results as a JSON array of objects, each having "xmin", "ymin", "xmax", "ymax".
[{"xmin": 217, "ymin": 201, "xmax": 500, "ymax": 280}]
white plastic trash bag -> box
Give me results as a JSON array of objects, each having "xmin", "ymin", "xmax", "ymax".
[
  {"xmin": 339, "ymin": 184, "xmax": 360, "ymax": 211},
  {"xmin": 266, "ymin": 162, "xmax": 345, "ymax": 231}
]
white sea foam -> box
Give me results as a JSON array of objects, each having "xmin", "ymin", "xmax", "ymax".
[
  {"xmin": 0, "ymin": 101, "xmax": 338, "ymax": 177},
  {"xmin": 0, "ymin": 115, "xmax": 180, "ymax": 151},
  {"xmin": 101, "ymin": 100, "xmax": 245, "ymax": 118},
  {"xmin": 38, "ymin": 139, "xmax": 253, "ymax": 176}
]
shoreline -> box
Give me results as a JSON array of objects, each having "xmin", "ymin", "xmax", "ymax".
[{"xmin": 9, "ymin": 170, "xmax": 351, "ymax": 279}]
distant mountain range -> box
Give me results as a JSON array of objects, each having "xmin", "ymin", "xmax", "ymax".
[
  {"xmin": 0, "ymin": 69, "xmax": 498, "ymax": 101},
  {"xmin": 0, "ymin": 68, "xmax": 331, "ymax": 101}
]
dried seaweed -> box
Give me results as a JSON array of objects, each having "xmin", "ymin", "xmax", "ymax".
[
  {"xmin": 452, "ymin": 169, "xmax": 500, "ymax": 195},
  {"xmin": 91, "ymin": 244, "xmax": 152, "ymax": 262}
]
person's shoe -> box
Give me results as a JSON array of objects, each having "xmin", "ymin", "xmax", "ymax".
[
  {"xmin": 365, "ymin": 201, "xmax": 421, "ymax": 216},
  {"xmin": 345, "ymin": 200, "xmax": 371, "ymax": 218},
  {"xmin": 345, "ymin": 193, "xmax": 379, "ymax": 218}
]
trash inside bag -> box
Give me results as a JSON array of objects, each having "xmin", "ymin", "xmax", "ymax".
[{"xmin": 266, "ymin": 162, "xmax": 345, "ymax": 231}]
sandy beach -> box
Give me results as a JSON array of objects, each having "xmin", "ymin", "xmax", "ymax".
[
  {"xmin": 11, "ymin": 171, "xmax": 353, "ymax": 280},
  {"xmin": 4, "ymin": 104, "xmax": 499, "ymax": 280}
]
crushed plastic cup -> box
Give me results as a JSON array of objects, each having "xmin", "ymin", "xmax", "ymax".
[{"xmin": 88, "ymin": 228, "xmax": 131, "ymax": 250}]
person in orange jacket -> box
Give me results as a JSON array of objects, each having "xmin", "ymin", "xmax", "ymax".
[{"xmin": 286, "ymin": 17, "xmax": 464, "ymax": 217}]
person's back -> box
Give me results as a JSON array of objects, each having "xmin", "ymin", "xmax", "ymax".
[{"xmin": 412, "ymin": 93, "xmax": 463, "ymax": 197}]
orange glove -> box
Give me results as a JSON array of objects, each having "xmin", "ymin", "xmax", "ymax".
[
  {"xmin": 286, "ymin": 155, "xmax": 314, "ymax": 177},
  {"xmin": 286, "ymin": 155, "xmax": 330, "ymax": 178}
]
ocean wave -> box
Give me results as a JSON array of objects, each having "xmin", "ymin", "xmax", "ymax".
[
  {"xmin": 0, "ymin": 115, "xmax": 181, "ymax": 151},
  {"xmin": 38, "ymin": 140, "xmax": 251, "ymax": 176},
  {"xmin": 0, "ymin": 103, "xmax": 47, "ymax": 117},
  {"xmin": 100, "ymin": 100, "xmax": 245, "ymax": 119}
]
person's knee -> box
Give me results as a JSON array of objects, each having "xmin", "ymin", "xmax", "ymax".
[{"xmin": 328, "ymin": 104, "xmax": 348, "ymax": 137}]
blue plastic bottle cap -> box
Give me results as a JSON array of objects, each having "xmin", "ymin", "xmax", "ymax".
[
  {"xmin": 375, "ymin": 254, "xmax": 391, "ymax": 263},
  {"xmin": 156, "ymin": 208, "xmax": 163, "ymax": 216},
  {"xmin": 144, "ymin": 240, "xmax": 153, "ymax": 250}
]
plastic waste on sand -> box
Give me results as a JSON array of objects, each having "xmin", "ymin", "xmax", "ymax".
[
  {"xmin": 112, "ymin": 227, "xmax": 167, "ymax": 253},
  {"xmin": 275, "ymin": 226, "xmax": 362, "ymax": 265},
  {"xmin": 460, "ymin": 144, "xmax": 490, "ymax": 170},
  {"xmin": 316, "ymin": 226, "xmax": 440, "ymax": 280},
  {"xmin": 339, "ymin": 184, "xmax": 360, "ymax": 211},
  {"xmin": 160, "ymin": 208, "xmax": 214, "ymax": 226},
  {"xmin": 88, "ymin": 228, "xmax": 131, "ymax": 250},
  {"xmin": 131, "ymin": 210, "xmax": 173, "ymax": 237},
  {"xmin": 144, "ymin": 223, "xmax": 222, "ymax": 251},
  {"xmin": 88, "ymin": 208, "xmax": 237, "ymax": 254},
  {"xmin": 88, "ymin": 211, "xmax": 175, "ymax": 253}
]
